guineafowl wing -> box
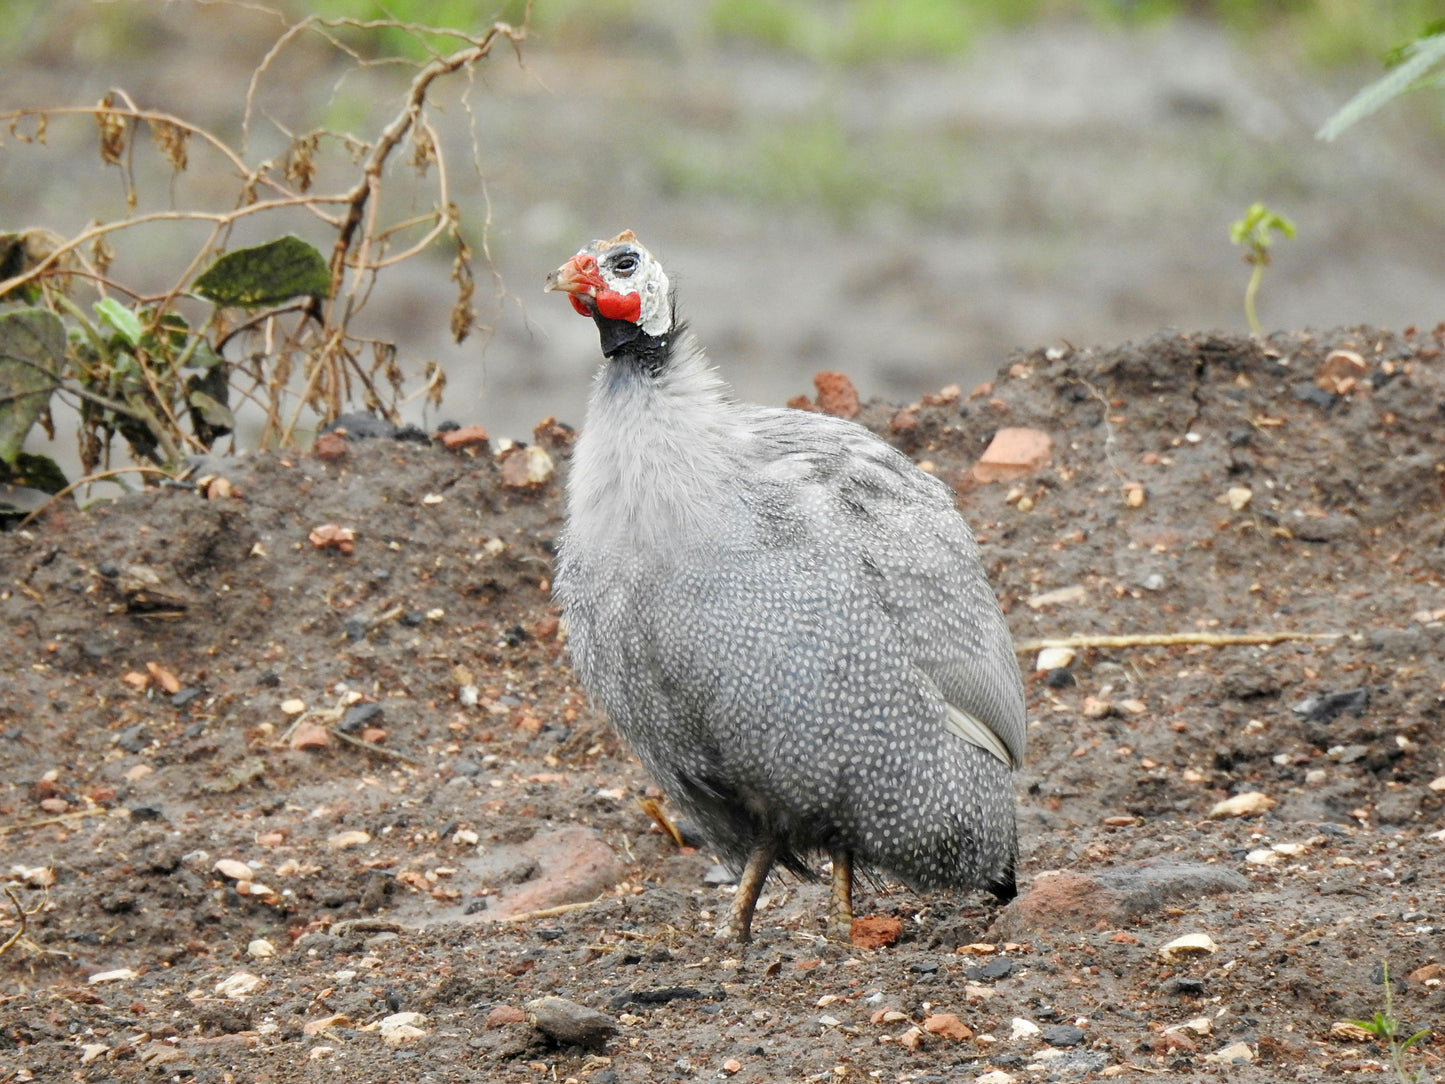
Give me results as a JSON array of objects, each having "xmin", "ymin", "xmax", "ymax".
[{"xmin": 744, "ymin": 408, "xmax": 1027, "ymax": 767}]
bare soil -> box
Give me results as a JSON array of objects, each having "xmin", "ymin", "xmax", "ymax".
[{"xmin": 3, "ymin": 326, "xmax": 1445, "ymax": 1083}]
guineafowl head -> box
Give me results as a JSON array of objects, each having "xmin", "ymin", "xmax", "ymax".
[{"xmin": 546, "ymin": 230, "xmax": 674, "ymax": 360}]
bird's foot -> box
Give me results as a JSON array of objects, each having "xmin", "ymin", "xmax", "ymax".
[{"xmin": 826, "ymin": 848, "xmax": 854, "ymax": 944}]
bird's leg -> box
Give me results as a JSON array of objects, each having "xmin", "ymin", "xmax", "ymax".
[
  {"xmin": 827, "ymin": 848, "xmax": 854, "ymax": 942},
  {"xmin": 722, "ymin": 839, "xmax": 777, "ymax": 943}
]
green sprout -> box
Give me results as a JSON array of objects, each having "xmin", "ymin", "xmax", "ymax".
[
  {"xmin": 1350, "ymin": 962, "xmax": 1432, "ymax": 1083},
  {"xmin": 1228, "ymin": 202, "xmax": 1296, "ymax": 336}
]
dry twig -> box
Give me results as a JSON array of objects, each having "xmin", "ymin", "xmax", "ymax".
[{"xmin": 1016, "ymin": 630, "xmax": 1345, "ymax": 653}]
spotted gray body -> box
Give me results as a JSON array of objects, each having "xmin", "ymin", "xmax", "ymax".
[{"xmin": 547, "ymin": 232, "xmax": 1025, "ymax": 908}]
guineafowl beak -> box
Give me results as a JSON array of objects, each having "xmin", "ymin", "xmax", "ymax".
[
  {"xmin": 545, "ymin": 253, "xmax": 606, "ymax": 317},
  {"xmin": 546, "ymin": 251, "xmax": 644, "ymax": 324}
]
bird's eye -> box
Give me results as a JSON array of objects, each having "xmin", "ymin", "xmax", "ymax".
[{"xmin": 612, "ymin": 253, "xmax": 639, "ymax": 276}]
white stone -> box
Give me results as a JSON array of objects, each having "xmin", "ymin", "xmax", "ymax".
[
  {"xmin": 1035, "ymin": 646, "xmax": 1075, "ymax": 672},
  {"xmin": 1159, "ymin": 933, "xmax": 1219, "ymax": 962},
  {"xmin": 215, "ymin": 971, "xmax": 265, "ymax": 999},
  {"xmin": 1010, "ymin": 1017, "xmax": 1042, "ymax": 1040}
]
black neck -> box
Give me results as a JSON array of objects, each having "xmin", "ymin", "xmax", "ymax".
[{"xmin": 596, "ymin": 315, "xmax": 677, "ymax": 376}]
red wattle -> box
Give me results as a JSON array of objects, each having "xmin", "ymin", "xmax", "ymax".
[
  {"xmin": 568, "ymin": 295, "xmax": 593, "ymax": 317},
  {"xmin": 595, "ymin": 289, "xmax": 641, "ymax": 322}
]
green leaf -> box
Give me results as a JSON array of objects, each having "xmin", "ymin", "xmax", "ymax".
[
  {"xmin": 187, "ymin": 387, "xmax": 235, "ymax": 431},
  {"xmin": 94, "ymin": 297, "xmax": 143, "ymax": 347},
  {"xmin": 1230, "ymin": 203, "xmax": 1295, "ymax": 253},
  {"xmin": 1400, "ymin": 1027, "xmax": 1431, "ymax": 1052},
  {"xmin": 192, "ymin": 235, "xmax": 332, "ymax": 308},
  {"xmin": 0, "ymin": 307, "xmax": 65, "ymax": 466},
  {"xmin": 1349, "ymin": 1013, "xmax": 1391, "ymax": 1038},
  {"xmin": 185, "ymin": 339, "xmax": 226, "ymax": 371},
  {"xmin": 1317, "ymin": 32, "xmax": 1445, "ymax": 141}
]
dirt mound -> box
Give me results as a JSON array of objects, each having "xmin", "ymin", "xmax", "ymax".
[{"xmin": 3, "ymin": 326, "xmax": 1443, "ymax": 1081}]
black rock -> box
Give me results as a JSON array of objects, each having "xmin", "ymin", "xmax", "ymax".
[
  {"xmin": 325, "ymin": 412, "xmax": 396, "ymax": 440},
  {"xmin": 908, "ymin": 959, "xmax": 940, "ymax": 975},
  {"xmin": 172, "ymin": 686, "xmax": 205, "ymax": 708},
  {"xmin": 1292, "ymin": 382, "xmax": 1338, "ymax": 410},
  {"xmin": 1163, "ymin": 977, "xmax": 1206, "ymax": 996},
  {"xmin": 115, "ymin": 724, "xmax": 150, "ymax": 753},
  {"xmin": 1292, "ymin": 687, "xmax": 1370, "ymax": 723},
  {"xmin": 339, "ymin": 702, "xmax": 385, "ymax": 733},
  {"xmin": 1043, "ymin": 1023, "xmax": 1087, "ymax": 1047},
  {"xmin": 1043, "ymin": 667, "xmax": 1075, "ymax": 688},
  {"xmin": 965, "ymin": 958, "xmax": 1016, "ymax": 981},
  {"xmin": 610, "ymin": 986, "xmax": 707, "ymax": 1009},
  {"xmin": 981, "ymin": 957, "xmax": 1016, "ymax": 980}
]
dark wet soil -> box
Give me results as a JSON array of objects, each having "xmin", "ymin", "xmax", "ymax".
[{"xmin": 3, "ymin": 325, "xmax": 1445, "ymax": 1082}]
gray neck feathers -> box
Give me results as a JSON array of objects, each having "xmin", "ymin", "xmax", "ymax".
[{"xmin": 567, "ymin": 333, "xmax": 737, "ymax": 552}]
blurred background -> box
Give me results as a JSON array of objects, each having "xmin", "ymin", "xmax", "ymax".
[{"xmin": 3, "ymin": 0, "xmax": 1444, "ymax": 454}]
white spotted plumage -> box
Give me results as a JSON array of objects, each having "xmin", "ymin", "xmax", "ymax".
[{"xmin": 549, "ymin": 233, "xmax": 1026, "ymax": 929}]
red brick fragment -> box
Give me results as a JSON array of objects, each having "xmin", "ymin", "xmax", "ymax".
[
  {"xmin": 486, "ymin": 1004, "xmax": 526, "ymax": 1027},
  {"xmin": 312, "ymin": 430, "xmax": 348, "ymax": 460},
  {"xmin": 851, "ymin": 915, "xmax": 903, "ymax": 949},
  {"xmin": 923, "ymin": 1013, "xmax": 973, "ymax": 1041},
  {"xmin": 972, "ymin": 427, "xmax": 1053, "ymax": 483},
  {"xmin": 438, "ymin": 424, "xmax": 490, "ymax": 450},
  {"xmin": 813, "ymin": 371, "xmax": 860, "ymax": 419}
]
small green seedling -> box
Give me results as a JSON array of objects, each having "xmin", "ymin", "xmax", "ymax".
[
  {"xmin": 1350, "ymin": 962, "xmax": 1432, "ymax": 1083},
  {"xmin": 1229, "ymin": 203, "xmax": 1295, "ymax": 337}
]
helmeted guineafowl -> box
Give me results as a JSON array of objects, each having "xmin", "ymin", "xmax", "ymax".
[{"xmin": 546, "ymin": 230, "xmax": 1026, "ymax": 942}]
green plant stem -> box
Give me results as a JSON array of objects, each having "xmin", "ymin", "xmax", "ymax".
[
  {"xmin": 171, "ymin": 311, "xmax": 217, "ymax": 372},
  {"xmin": 49, "ymin": 293, "xmax": 107, "ymax": 366},
  {"xmin": 1243, "ymin": 262, "xmax": 1264, "ymax": 336}
]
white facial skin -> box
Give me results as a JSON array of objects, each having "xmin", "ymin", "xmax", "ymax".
[{"xmin": 548, "ymin": 230, "xmax": 672, "ymax": 338}]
